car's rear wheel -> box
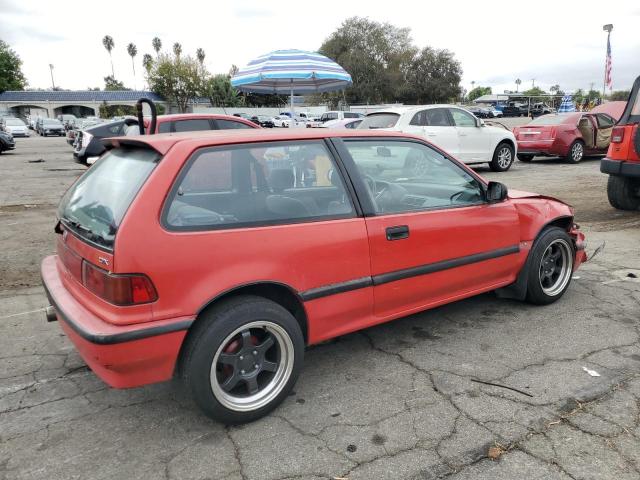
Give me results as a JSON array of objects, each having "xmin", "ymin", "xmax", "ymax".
[
  {"xmin": 607, "ymin": 175, "xmax": 640, "ymax": 210},
  {"xmin": 525, "ymin": 227, "xmax": 574, "ymax": 305},
  {"xmin": 489, "ymin": 142, "xmax": 514, "ymax": 172},
  {"xmin": 517, "ymin": 154, "xmax": 534, "ymax": 162},
  {"xmin": 566, "ymin": 140, "xmax": 584, "ymax": 163},
  {"xmin": 183, "ymin": 295, "xmax": 304, "ymax": 424}
]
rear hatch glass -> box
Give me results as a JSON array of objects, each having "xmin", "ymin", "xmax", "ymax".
[
  {"xmin": 359, "ymin": 113, "xmax": 400, "ymax": 129},
  {"xmin": 58, "ymin": 147, "xmax": 160, "ymax": 250}
]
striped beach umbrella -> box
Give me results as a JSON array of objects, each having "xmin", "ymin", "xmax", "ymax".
[
  {"xmin": 557, "ymin": 94, "xmax": 576, "ymax": 113},
  {"xmin": 231, "ymin": 49, "xmax": 352, "ymax": 120}
]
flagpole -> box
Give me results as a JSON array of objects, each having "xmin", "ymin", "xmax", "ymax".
[{"xmin": 602, "ymin": 24, "xmax": 613, "ymax": 100}]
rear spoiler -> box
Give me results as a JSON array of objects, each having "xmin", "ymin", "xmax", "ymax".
[
  {"xmin": 100, "ymin": 137, "xmax": 163, "ymax": 155},
  {"xmin": 618, "ymin": 76, "xmax": 640, "ymax": 125}
]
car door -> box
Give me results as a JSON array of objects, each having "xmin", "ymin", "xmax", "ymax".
[
  {"xmin": 594, "ymin": 113, "xmax": 616, "ymax": 151},
  {"xmin": 449, "ymin": 107, "xmax": 493, "ymax": 163},
  {"xmin": 403, "ymin": 108, "xmax": 460, "ymax": 157},
  {"xmin": 338, "ymin": 138, "xmax": 521, "ymax": 319}
]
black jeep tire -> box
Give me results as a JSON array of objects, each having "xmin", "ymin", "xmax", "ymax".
[
  {"xmin": 489, "ymin": 142, "xmax": 514, "ymax": 172},
  {"xmin": 517, "ymin": 154, "xmax": 534, "ymax": 162},
  {"xmin": 182, "ymin": 295, "xmax": 304, "ymax": 424},
  {"xmin": 525, "ymin": 227, "xmax": 575, "ymax": 305},
  {"xmin": 566, "ymin": 140, "xmax": 584, "ymax": 163},
  {"xmin": 607, "ymin": 175, "xmax": 640, "ymax": 211}
]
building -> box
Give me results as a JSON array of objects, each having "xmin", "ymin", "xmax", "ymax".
[{"xmin": 0, "ymin": 90, "xmax": 166, "ymax": 119}]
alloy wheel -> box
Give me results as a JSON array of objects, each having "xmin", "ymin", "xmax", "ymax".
[
  {"xmin": 571, "ymin": 142, "xmax": 583, "ymax": 162},
  {"xmin": 538, "ymin": 239, "xmax": 573, "ymax": 296},
  {"xmin": 497, "ymin": 147, "xmax": 512, "ymax": 169},
  {"xmin": 210, "ymin": 321, "xmax": 294, "ymax": 412}
]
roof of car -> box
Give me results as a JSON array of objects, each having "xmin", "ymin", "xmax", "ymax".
[
  {"xmin": 155, "ymin": 113, "xmax": 253, "ymax": 122},
  {"xmin": 104, "ymin": 128, "xmax": 415, "ymax": 155},
  {"xmin": 366, "ymin": 105, "xmax": 464, "ymax": 115}
]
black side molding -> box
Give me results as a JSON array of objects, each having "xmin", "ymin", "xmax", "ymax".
[
  {"xmin": 42, "ymin": 279, "xmax": 193, "ymax": 345},
  {"xmin": 300, "ymin": 277, "xmax": 373, "ymax": 302}
]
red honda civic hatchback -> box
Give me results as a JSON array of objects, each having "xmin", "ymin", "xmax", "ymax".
[{"xmin": 41, "ymin": 129, "xmax": 587, "ymax": 423}]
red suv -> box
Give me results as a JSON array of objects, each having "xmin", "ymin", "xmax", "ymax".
[{"xmin": 42, "ymin": 129, "xmax": 587, "ymax": 423}]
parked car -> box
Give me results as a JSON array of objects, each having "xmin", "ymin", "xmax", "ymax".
[
  {"xmin": 66, "ymin": 119, "xmax": 101, "ymax": 146},
  {"xmin": 233, "ymin": 113, "xmax": 253, "ymax": 121},
  {"xmin": 502, "ymin": 103, "xmax": 529, "ymax": 117},
  {"xmin": 320, "ymin": 118, "xmax": 363, "ymax": 129},
  {"xmin": 467, "ymin": 106, "xmax": 492, "ymax": 119},
  {"xmin": 0, "ymin": 130, "xmax": 15, "ymax": 154},
  {"xmin": 487, "ymin": 107, "xmax": 503, "ymax": 118},
  {"xmin": 74, "ymin": 113, "xmax": 259, "ymax": 164},
  {"xmin": 272, "ymin": 115, "xmax": 291, "ymax": 128},
  {"xmin": 1, "ymin": 117, "xmax": 29, "ymax": 137},
  {"xmin": 530, "ymin": 103, "xmax": 555, "ymax": 117},
  {"xmin": 57, "ymin": 114, "xmax": 78, "ymax": 129},
  {"xmin": 513, "ymin": 112, "xmax": 617, "ymax": 163},
  {"xmin": 38, "ymin": 118, "xmax": 65, "ymax": 136},
  {"xmin": 319, "ymin": 111, "xmax": 363, "ymax": 123},
  {"xmin": 358, "ymin": 105, "xmax": 518, "ymax": 171},
  {"xmin": 42, "ymin": 128, "xmax": 587, "ymax": 423},
  {"xmin": 250, "ymin": 115, "xmax": 275, "ymax": 128},
  {"xmin": 600, "ymin": 75, "xmax": 640, "ymax": 210}
]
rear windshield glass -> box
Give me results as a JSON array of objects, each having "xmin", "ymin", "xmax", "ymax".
[
  {"xmin": 58, "ymin": 147, "xmax": 160, "ymax": 249},
  {"xmin": 358, "ymin": 113, "xmax": 400, "ymax": 129},
  {"xmin": 527, "ymin": 114, "xmax": 575, "ymax": 126}
]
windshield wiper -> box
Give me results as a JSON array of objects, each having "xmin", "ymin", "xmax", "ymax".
[{"xmin": 62, "ymin": 218, "xmax": 110, "ymax": 247}]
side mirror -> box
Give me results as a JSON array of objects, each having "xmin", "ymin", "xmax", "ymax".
[
  {"xmin": 476, "ymin": 118, "xmax": 485, "ymax": 127},
  {"xmin": 486, "ymin": 181, "xmax": 508, "ymax": 203}
]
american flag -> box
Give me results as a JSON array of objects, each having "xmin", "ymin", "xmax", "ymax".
[{"xmin": 605, "ymin": 34, "xmax": 612, "ymax": 89}]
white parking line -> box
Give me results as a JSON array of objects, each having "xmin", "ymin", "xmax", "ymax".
[{"xmin": 0, "ymin": 307, "xmax": 45, "ymax": 319}]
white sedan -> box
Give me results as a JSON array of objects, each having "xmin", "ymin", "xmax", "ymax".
[
  {"xmin": 2, "ymin": 117, "xmax": 29, "ymax": 137},
  {"xmin": 358, "ymin": 105, "xmax": 517, "ymax": 171},
  {"xmin": 272, "ymin": 116, "xmax": 291, "ymax": 128}
]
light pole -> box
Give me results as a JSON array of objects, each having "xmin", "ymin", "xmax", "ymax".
[
  {"xmin": 49, "ymin": 64, "xmax": 56, "ymax": 90},
  {"xmin": 602, "ymin": 24, "xmax": 613, "ymax": 99}
]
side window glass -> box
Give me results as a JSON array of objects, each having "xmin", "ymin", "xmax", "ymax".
[
  {"xmin": 108, "ymin": 123, "xmax": 123, "ymax": 134},
  {"xmin": 174, "ymin": 119, "xmax": 213, "ymax": 132},
  {"xmin": 165, "ymin": 141, "xmax": 354, "ymax": 229},
  {"xmin": 424, "ymin": 109, "xmax": 451, "ymax": 127},
  {"xmin": 450, "ymin": 109, "xmax": 476, "ymax": 127},
  {"xmin": 596, "ymin": 114, "xmax": 614, "ymax": 128},
  {"xmin": 157, "ymin": 122, "xmax": 171, "ymax": 133},
  {"xmin": 344, "ymin": 140, "xmax": 485, "ymax": 214},
  {"xmin": 410, "ymin": 110, "xmax": 428, "ymax": 126},
  {"xmin": 216, "ymin": 119, "xmax": 253, "ymax": 130}
]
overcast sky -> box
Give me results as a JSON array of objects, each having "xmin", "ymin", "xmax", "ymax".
[{"xmin": 2, "ymin": 0, "xmax": 639, "ymax": 95}]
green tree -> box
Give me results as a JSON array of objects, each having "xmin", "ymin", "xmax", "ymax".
[
  {"xmin": 142, "ymin": 54, "xmax": 153, "ymax": 73},
  {"xmin": 467, "ymin": 86, "xmax": 492, "ymax": 102},
  {"xmin": 173, "ymin": 42, "xmax": 182, "ymax": 58},
  {"xmin": 204, "ymin": 74, "xmax": 243, "ymax": 107},
  {"xmin": 572, "ymin": 88, "xmax": 585, "ymax": 105},
  {"xmin": 102, "ymin": 35, "xmax": 115, "ymax": 77},
  {"xmin": 609, "ymin": 90, "xmax": 630, "ymax": 101},
  {"xmin": 0, "ymin": 40, "xmax": 27, "ymax": 92},
  {"xmin": 147, "ymin": 52, "xmax": 205, "ymax": 112},
  {"xmin": 127, "ymin": 43, "xmax": 138, "ymax": 87},
  {"xmin": 152, "ymin": 37, "xmax": 162, "ymax": 57},
  {"xmin": 229, "ymin": 64, "xmax": 239, "ymax": 77},
  {"xmin": 586, "ymin": 89, "xmax": 602, "ymax": 101},
  {"xmin": 103, "ymin": 75, "xmax": 128, "ymax": 91},
  {"xmin": 522, "ymin": 86, "xmax": 547, "ymax": 97},
  {"xmin": 196, "ymin": 48, "xmax": 205, "ymax": 65},
  {"xmin": 402, "ymin": 47, "xmax": 462, "ymax": 104}
]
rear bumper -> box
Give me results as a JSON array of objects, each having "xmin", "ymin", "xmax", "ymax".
[
  {"xmin": 600, "ymin": 158, "xmax": 640, "ymax": 178},
  {"xmin": 517, "ymin": 139, "xmax": 567, "ymax": 157},
  {"xmin": 41, "ymin": 255, "xmax": 192, "ymax": 388}
]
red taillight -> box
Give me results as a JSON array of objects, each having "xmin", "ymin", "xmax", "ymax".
[
  {"xmin": 81, "ymin": 261, "xmax": 157, "ymax": 305},
  {"xmin": 611, "ymin": 126, "xmax": 625, "ymax": 143}
]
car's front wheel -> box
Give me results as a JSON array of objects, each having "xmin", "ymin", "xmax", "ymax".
[
  {"xmin": 525, "ymin": 227, "xmax": 575, "ymax": 305},
  {"xmin": 489, "ymin": 142, "xmax": 514, "ymax": 172},
  {"xmin": 183, "ymin": 295, "xmax": 304, "ymax": 424},
  {"xmin": 566, "ymin": 140, "xmax": 584, "ymax": 163}
]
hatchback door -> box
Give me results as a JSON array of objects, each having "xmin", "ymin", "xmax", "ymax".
[{"xmin": 338, "ymin": 138, "xmax": 521, "ymax": 319}]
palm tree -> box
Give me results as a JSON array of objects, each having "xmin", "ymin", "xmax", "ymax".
[
  {"xmin": 196, "ymin": 48, "xmax": 205, "ymax": 65},
  {"xmin": 127, "ymin": 43, "xmax": 138, "ymax": 89},
  {"xmin": 142, "ymin": 53, "xmax": 153, "ymax": 73},
  {"xmin": 515, "ymin": 78, "xmax": 522, "ymax": 92},
  {"xmin": 102, "ymin": 35, "xmax": 115, "ymax": 77},
  {"xmin": 550, "ymin": 84, "xmax": 560, "ymax": 94},
  {"xmin": 173, "ymin": 42, "xmax": 182, "ymax": 58},
  {"xmin": 152, "ymin": 37, "xmax": 162, "ymax": 57}
]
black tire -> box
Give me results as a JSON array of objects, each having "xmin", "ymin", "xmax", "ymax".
[
  {"xmin": 607, "ymin": 175, "xmax": 640, "ymax": 211},
  {"xmin": 525, "ymin": 227, "xmax": 575, "ymax": 305},
  {"xmin": 489, "ymin": 142, "xmax": 514, "ymax": 172},
  {"xmin": 566, "ymin": 140, "xmax": 584, "ymax": 163},
  {"xmin": 182, "ymin": 295, "xmax": 304, "ymax": 424},
  {"xmin": 517, "ymin": 154, "xmax": 534, "ymax": 162}
]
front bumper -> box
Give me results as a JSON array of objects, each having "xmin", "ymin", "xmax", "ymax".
[
  {"xmin": 41, "ymin": 255, "xmax": 192, "ymax": 388},
  {"xmin": 600, "ymin": 158, "xmax": 640, "ymax": 178}
]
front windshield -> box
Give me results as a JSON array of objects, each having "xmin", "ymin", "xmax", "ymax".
[
  {"xmin": 44, "ymin": 120, "xmax": 62, "ymax": 125},
  {"xmin": 358, "ymin": 113, "xmax": 400, "ymax": 129},
  {"xmin": 58, "ymin": 147, "xmax": 160, "ymax": 249},
  {"xmin": 5, "ymin": 118, "xmax": 25, "ymax": 126}
]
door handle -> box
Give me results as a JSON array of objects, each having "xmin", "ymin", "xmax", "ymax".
[{"xmin": 386, "ymin": 225, "xmax": 409, "ymax": 241}]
